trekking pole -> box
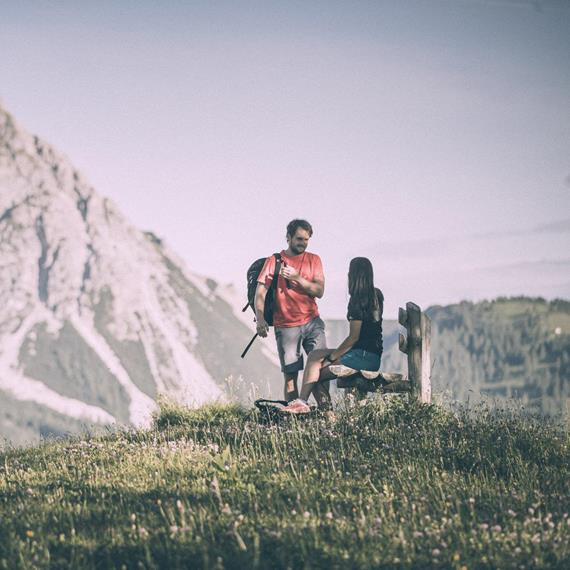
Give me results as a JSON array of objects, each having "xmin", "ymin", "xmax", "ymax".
[{"xmin": 241, "ymin": 333, "xmax": 258, "ymax": 358}]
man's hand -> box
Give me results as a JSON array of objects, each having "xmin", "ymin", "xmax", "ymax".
[
  {"xmin": 280, "ymin": 265, "xmax": 324, "ymax": 298},
  {"xmin": 281, "ymin": 265, "xmax": 299, "ymax": 281},
  {"xmin": 256, "ymin": 318, "xmax": 269, "ymax": 338}
]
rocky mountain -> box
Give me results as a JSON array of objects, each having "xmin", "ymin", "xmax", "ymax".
[
  {"xmin": 0, "ymin": 105, "xmax": 280, "ymax": 446},
  {"xmin": 328, "ymin": 297, "xmax": 570, "ymax": 415}
]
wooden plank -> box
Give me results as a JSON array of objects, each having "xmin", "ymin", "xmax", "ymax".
[
  {"xmin": 380, "ymin": 372, "xmax": 404, "ymax": 383},
  {"xmin": 420, "ymin": 312, "xmax": 432, "ymax": 403},
  {"xmin": 337, "ymin": 372, "xmax": 403, "ymax": 388},
  {"xmin": 406, "ymin": 302, "xmax": 422, "ymax": 401},
  {"xmin": 398, "ymin": 333, "xmax": 408, "ymax": 354},
  {"xmin": 337, "ymin": 373, "xmax": 409, "ymax": 394},
  {"xmin": 398, "ymin": 307, "xmax": 408, "ymax": 327}
]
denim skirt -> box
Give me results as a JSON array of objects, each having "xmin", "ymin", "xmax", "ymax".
[{"xmin": 340, "ymin": 348, "xmax": 381, "ymax": 371}]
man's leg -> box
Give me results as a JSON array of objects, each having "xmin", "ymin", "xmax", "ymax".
[
  {"xmin": 301, "ymin": 317, "xmax": 332, "ymax": 410},
  {"xmin": 274, "ymin": 326, "xmax": 304, "ymax": 402},
  {"xmin": 283, "ymin": 372, "xmax": 299, "ymax": 401}
]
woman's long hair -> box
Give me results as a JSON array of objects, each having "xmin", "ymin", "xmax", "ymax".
[{"xmin": 347, "ymin": 257, "xmax": 380, "ymax": 321}]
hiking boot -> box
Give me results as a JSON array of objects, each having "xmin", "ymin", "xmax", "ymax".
[{"xmin": 283, "ymin": 399, "xmax": 311, "ymax": 414}]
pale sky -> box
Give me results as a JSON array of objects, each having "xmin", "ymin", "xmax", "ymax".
[{"xmin": 1, "ymin": 0, "xmax": 569, "ymax": 318}]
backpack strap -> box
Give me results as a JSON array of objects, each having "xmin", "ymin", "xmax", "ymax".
[
  {"xmin": 271, "ymin": 253, "xmax": 282, "ymax": 292},
  {"xmin": 273, "ymin": 252, "xmax": 292, "ymax": 289}
]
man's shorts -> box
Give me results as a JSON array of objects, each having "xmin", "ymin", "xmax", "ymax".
[{"xmin": 274, "ymin": 317, "xmax": 327, "ymax": 374}]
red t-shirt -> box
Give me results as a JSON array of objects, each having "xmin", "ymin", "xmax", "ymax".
[{"xmin": 257, "ymin": 251, "xmax": 324, "ymax": 328}]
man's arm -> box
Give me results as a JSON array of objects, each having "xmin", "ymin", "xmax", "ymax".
[
  {"xmin": 254, "ymin": 282, "xmax": 269, "ymax": 337},
  {"xmin": 280, "ymin": 267, "xmax": 325, "ymax": 298}
]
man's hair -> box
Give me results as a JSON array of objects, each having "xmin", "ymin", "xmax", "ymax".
[{"xmin": 286, "ymin": 219, "xmax": 313, "ymax": 238}]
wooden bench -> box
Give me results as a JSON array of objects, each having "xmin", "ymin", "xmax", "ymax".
[
  {"xmin": 332, "ymin": 366, "xmax": 410, "ymax": 399},
  {"xmin": 333, "ymin": 302, "xmax": 432, "ymax": 403}
]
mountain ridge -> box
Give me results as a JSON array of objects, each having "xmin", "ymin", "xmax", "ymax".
[{"xmin": 0, "ymin": 104, "xmax": 280, "ymax": 446}]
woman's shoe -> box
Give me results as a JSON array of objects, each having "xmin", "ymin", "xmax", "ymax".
[{"xmin": 284, "ymin": 399, "xmax": 311, "ymax": 414}]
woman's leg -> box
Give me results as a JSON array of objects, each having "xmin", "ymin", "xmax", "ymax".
[{"xmin": 299, "ymin": 349, "xmax": 337, "ymax": 402}]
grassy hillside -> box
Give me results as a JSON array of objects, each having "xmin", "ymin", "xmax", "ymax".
[{"xmin": 0, "ymin": 397, "xmax": 569, "ymax": 569}]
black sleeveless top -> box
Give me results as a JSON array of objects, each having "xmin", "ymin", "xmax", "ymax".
[{"xmin": 347, "ymin": 288, "xmax": 384, "ymax": 355}]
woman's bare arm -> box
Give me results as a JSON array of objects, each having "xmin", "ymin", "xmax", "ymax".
[{"xmin": 329, "ymin": 320, "xmax": 362, "ymax": 362}]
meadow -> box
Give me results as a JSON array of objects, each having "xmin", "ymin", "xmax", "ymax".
[{"xmin": 0, "ymin": 395, "xmax": 569, "ymax": 569}]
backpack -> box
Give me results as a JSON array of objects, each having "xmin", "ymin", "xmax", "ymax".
[
  {"xmin": 240, "ymin": 253, "xmax": 283, "ymax": 358},
  {"xmin": 242, "ymin": 253, "xmax": 283, "ymax": 326}
]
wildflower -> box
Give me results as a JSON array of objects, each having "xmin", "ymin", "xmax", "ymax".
[
  {"xmin": 303, "ymin": 511, "xmax": 310, "ymax": 519},
  {"xmin": 432, "ymin": 549, "xmax": 441, "ymax": 557},
  {"xmin": 130, "ymin": 514, "xmax": 137, "ymax": 522},
  {"xmin": 325, "ymin": 512, "xmax": 333, "ymax": 520},
  {"xmin": 528, "ymin": 507, "xmax": 535, "ymax": 515},
  {"xmin": 453, "ymin": 553, "xmax": 460, "ymax": 561},
  {"xmin": 59, "ymin": 533, "xmax": 65, "ymax": 542},
  {"xmin": 138, "ymin": 527, "xmax": 149, "ymax": 539},
  {"xmin": 176, "ymin": 500, "xmax": 184, "ymax": 513},
  {"xmin": 169, "ymin": 525, "xmax": 179, "ymax": 535},
  {"xmin": 291, "ymin": 509, "xmax": 297, "ymax": 515},
  {"xmin": 26, "ymin": 530, "xmax": 34, "ymax": 538},
  {"xmin": 413, "ymin": 531, "xmax": 424, "ymax": 538},
  {"xmin": 492, "ymin": 525, "xmax": 502, "ymax": 532},
  {"xmin": 468, "ymin": 497, "xmax": 475, "ymax": 504},
  {"xmin": 508, "ymin": 509, "xmax": 516, "ymax": 517},
  {"xmin": 222, "ymin": 504, "xmax": 232, "ymax": 515},
  {"xmin": 479, "ymin": 523, "xmax": 489, "ymax": 530}
]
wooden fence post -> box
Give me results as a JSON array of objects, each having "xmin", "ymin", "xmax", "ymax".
[{"xmin": 398, "ymin": 302, "xmax": 432, "ymax": 403}]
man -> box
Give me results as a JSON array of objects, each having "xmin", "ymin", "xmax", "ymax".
[{"xmin": 255, "ymin": 219, "xmax": 330, "ymax": 407}]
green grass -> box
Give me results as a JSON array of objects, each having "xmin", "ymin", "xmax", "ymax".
[{"xmin": 1, "ymin": 396, "xmax": 569, "ymax": 569}]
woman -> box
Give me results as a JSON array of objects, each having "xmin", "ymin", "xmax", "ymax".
[{"xmin": 285, "ymin": 257, "xmax": 383, "ymax": 413}]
